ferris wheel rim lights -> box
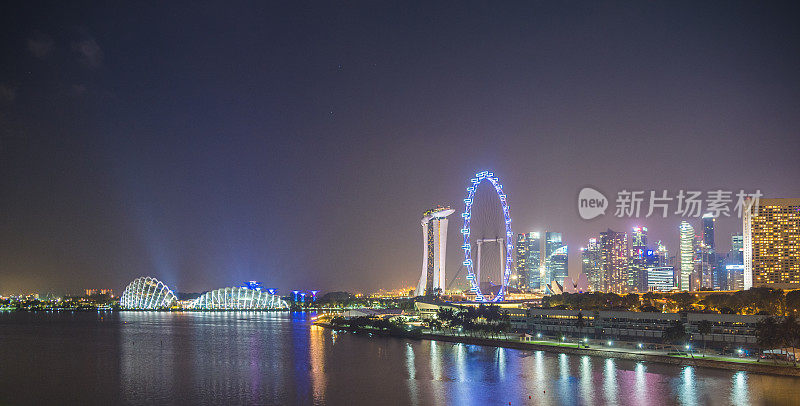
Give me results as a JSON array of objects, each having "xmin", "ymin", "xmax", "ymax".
[{"xmin": 461, "ymin": 171, "xmax": 513, "ymax": 302}]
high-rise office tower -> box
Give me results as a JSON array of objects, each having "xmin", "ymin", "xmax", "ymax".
[
  {"xmin": 632, "ymin": 226, "xmax": 648, "ymax": 252},
  {"xmin": 629, "ymin": 226, "xmax": 648, "ymax": 292},
  {"xmin": 702, "ymin": 214, "xmax": 716, "ymax": 251},
  {"xmin": 655, "ymin": 240, "xmax": 670, "ymax": 267},
  {"xmin": 744, "ymin": 198, "xmax": 800, "ymax": 289},
  {"xmin": 724, "ymin": 234, "xmax": 745, "ymax": 291},
  {"xmin": 515, "ymin": 232, "xmax": 541, "ymax": 291},
  {"xmin": 415, "ymin": 207, "xmax": 454, "ymax": 296},
  {"xmin": 515, "ymin": 233, "xmax": 528, "ymax": 290},
  {"xmin": 582, "ymin": 238, "xmax": 602, "ymax": 291},
  {"xmin": 642, "ymin": 267, "xmax": 675, "ymax": 292},
  {"xmin": 696, "ymin": 234, "xmax": 714, "ymax": 289},
  {"xmin": 600, "ymin": 229, "xmax": 628, "ymax": 294},
  {"xmin": 702, "ymin": 214, "xmax": 723, "ymax": 290},
  {"xmin": 679, "ymin": 221, "xmax": 695, "ymax": 291},
  {"xmin": 731, "ymin": 234, "xmax": 744, "ymax": 263},
  {"xmin": 544, "ymin": 231, "xmax": 568, "ymax": 285}
]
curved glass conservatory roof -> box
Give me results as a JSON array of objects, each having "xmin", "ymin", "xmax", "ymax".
[
  {"xmin": 188, "ymin": 286, "xmax": 288, "ymax": 310},
  {"xmin": 120, "ymin": 276, "xmax": 177, "ymax": 309}
]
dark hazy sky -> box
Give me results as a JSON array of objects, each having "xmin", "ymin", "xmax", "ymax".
[{"xmin": 1, "ymin": 1, "xmax": 799, "ymax": 295}]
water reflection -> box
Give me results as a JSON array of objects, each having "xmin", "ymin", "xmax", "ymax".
[
  {"xmin": 558, "ymin": 353, "xmax": 570, "ymax": 399},
  {"xmin": 634, "ymin": 362, "xmax": 647, "ymax": 404},
  {"xmin": 604, "ymin": 358, "xmax": 619, "ymax": 405},
  {"xmin": 405, "ymin": 342, "xmax": 419, "ymax": 406},
  {"xmin": 455, "ymin": 343, "xmax": 466, "ymax": 382},
  {"xmin": 497, "ymin": 347, "xmax": 506, "ymax": 380},
  {"xmin": 4, "ymin": 312, "xmax": 800, "ymax": 405},
  {"xmin": 579, "ymin": 356, "xmax": 593, "ymax": 403},
  {"xmin": 730, "ymin": 371, "xmax": 748, "ymax": 405},
  {"xmin": 679, "ymin": 366, "xmax": 697, "ymax": 406},
  {"xmin": 429, "ymin": 341, "xmax": 445, "ymax": 404},
  {"xmin": 309, "ymin": 325, "xmax": 326, "ymax": 403}
]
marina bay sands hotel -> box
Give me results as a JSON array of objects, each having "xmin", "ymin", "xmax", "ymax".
[{"xmin": 415, "ymin": 206, "xmax": 454, "ymax": 296}]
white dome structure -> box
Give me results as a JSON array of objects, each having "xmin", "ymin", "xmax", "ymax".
[
  {"xmin": 120, "ymin": 276, "xmax": 177, "ymax": 309},
  {"xmin": 188, "ymin": 286, "xmax": 288, "ymax": 310}
]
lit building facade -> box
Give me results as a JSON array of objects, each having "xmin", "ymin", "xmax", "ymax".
[
  {"xmin": 544, "ymin": 231, "xmax": 568, "ymax": 285},
  {"xmin": 516, "ymin": 232, "xmax": 541, "ymax": 291},
  {"xmin": 679, "ymin": 221, "xmax": 694, "ymax": 291},
  {"xmin": 600, "ymin": 229, "xmax": 627, "ymax": 294},
  {"xmin": 726, "ymin": 265, "xmax": 745, "ymax": 291},
  {"xmin": 697, "ymin": 234, "xmax": 714, "ymax": 290},
  {"xmin": 628, "ymin": 226, "xmax": 648, "ymax": 292},
  {"xmin": 415, "ymin": 206, "xmax": 454, "ymax": 296},
  {"xmin": 655, "ymin": 240, "xmax": 670, "ymax": 267},
  {"xmin": 702, "ymin": 214, "xmax": 722, "ymax": 290},
  {"xmin": 582, "ymin": 238, "xmax": 602, "ymax": 291},
  {"xmin": 744, "ymin": 198, "xmax": 800, "ymax": 289},
  {"xmin": 642, "ymin": 266, "xmax": 675, "ymax": 292},
  {"xmin": 731, "ymin": 234, "xmax": 744, "ymax": 263}
]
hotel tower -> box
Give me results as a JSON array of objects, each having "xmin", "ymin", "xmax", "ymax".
[{"xmin": 415, "ymin": 206, "xmax": 455, "ymax": 296}]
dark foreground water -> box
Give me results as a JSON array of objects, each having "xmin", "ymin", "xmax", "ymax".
[{"xmin": 1, "ymin": 312, "xmax": 799, "ymax": 405}]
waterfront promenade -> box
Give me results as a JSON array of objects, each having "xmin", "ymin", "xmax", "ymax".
[{"xmin": 316, "ymin": 322, "xmax": 800, "ymax": 377}]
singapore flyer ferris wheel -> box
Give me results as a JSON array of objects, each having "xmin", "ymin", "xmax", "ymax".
[{"xmin": 461, "ymin": 171, "xmax": 513, "ymax": 302}]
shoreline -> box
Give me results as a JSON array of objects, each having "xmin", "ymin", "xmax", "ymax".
[{"xmin": 315, "ymin": 323, "xmax": 800, "ymax": 377}]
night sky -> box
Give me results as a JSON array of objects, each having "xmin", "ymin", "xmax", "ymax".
[{"xmin": 1, "ymin": 2, "xmax": 799, "ymax": 295}]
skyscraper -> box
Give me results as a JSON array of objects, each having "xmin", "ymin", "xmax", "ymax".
[
  {"xmin": 629, "ymin": 226, "xmax": 648, "ymax": 292},
  {"xmin": 702, "ymin": 214, "xmax": 715, "ymax": 251},
  {"xmin": 696, "ymin": 233, "xmax": 714, "ymax": 290},
  {"xmin": 582, "ymin": 238, "xmax": 602, "ymax": 291},
  {"xmin": 731, "ymin": 234, "xmax": 744, "ymax": 262},
  {"xmin": 655, "ymin": 240, "xmax": 670, "ymax": 267},
  {"xmin": 642, "ymin": 267, "xmax": 675, "ymax": 292},
  {"xmin": 415, "ymin": 206, "xmax": 454, "ymax": 296},
  {"xmin": 702, "ymin": 213, "xmax": 723, "ymax": 290},
  {"xmin": 679, "ymin": 221, "xmax": 695, "ymax": 291},
  {"xmin": 544, "ymin": 231, "xmax": 568, "ymax": 285},
  {"xmin": 515, "ymin": 232, "xmax": 541, "ymax": 291},
  {"xmin": 600, "ymin": 229, "xmax": 627, "ymax": 294},
  {"xmin": 744, "ymin": 198, "xmax": 800, "ymax": 290},
  {"xmin": 725, "ymin": 234, "xmax": 745, "ymax": 291}
]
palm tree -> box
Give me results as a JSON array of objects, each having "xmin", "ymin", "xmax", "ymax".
[
  {"xmin": 778, "ymin": 315, "xmax": 800, "ymax": 366},
  {"xmin": 756, "ymin": 317, "xmax": 779, "ymax": 364},
  {"xmin": 697, "ymin": 320, "xmax": 712, "ymax": 357},
  {"xmin": 575, "ymin": 312, "xmax": 586, "ymax": 346},
  {"xmin": 664, "ymin": 321, "xmax": 691, "ymax": 358}
]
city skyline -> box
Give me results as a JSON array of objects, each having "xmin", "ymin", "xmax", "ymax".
[{"xmin": 2, "ymin": 2, "xmax": 799, "ymax": 294}]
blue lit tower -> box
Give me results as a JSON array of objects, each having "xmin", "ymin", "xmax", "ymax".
[{"xmin": 415, "ymin": 206, "xmax": 455, "ymax": 296}]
